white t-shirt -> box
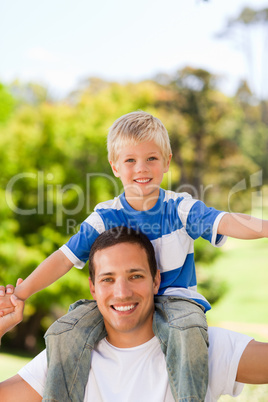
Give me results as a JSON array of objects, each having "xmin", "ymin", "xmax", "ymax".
[{"xmin": 18, "ymin": 327, "xmax": 252, "ymax": 402}]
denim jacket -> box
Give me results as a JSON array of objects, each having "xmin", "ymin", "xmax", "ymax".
[
  {"xmin": 43, "ymin": 300, "xmax": 106, "ymax": 401},
  {"xmin": 43, "ymin": 298, "xmax": 208, "ymax": 402}
]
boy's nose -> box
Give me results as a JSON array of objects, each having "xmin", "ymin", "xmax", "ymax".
[{"xmin": 135, "ymin": 160, "xmax": 149, "ymax": 173}]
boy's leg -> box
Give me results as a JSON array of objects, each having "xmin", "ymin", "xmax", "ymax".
[
  {"xmin": 237, "ymin": 339, "xmax": 268, "ymax": 384},
  {"xmin": 153, "ymin": 296, "xmax": 208, "ymax": 402}
]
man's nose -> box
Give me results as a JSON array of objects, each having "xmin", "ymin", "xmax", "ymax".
[{"xmin": 113, "ymin": 278, "xmax": 132, "ymax": 299}]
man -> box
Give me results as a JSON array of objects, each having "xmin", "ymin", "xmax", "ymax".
[{"xmin": 0, "ymin": 227, "xmax": 268, "ymax": 401}]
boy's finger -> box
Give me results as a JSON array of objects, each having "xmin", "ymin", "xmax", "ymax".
[
  {"xmin": 0, "ymin": 286, "xmax": 6, "ymax": 296},
  {"xmin": 16, "ymin": 278, "xmax": 24, "ymax": 286}
]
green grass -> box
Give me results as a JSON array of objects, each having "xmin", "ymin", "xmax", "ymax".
[
  {"xmin": 205, "ymin": 237, "xmax": 268, "ymax": 336},
  {"xmin": 219, "ymin": 385, "xmax": 268, "ymax": 402},
  {"xmin": 0, "ymin": 352, "xmax": 32, "ymax": 381},
  {"xmin": 203, "ymin": 237, "xmax": 268, "ymax": 401}
]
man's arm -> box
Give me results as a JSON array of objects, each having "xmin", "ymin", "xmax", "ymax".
[
  {"xmin": 237, "ymin": 339, "xmax": 268, "ymax": 384},
  {"xmin": 0, "ymin": 291, "xmax": 24, "ymax": 342},
  {"xmin": 0, "ymin": 279, "xmax": 23, "ymax": 313},
  {"xmin": 218, "ymin": 213, "xmax": 268, "ymax": 239},
  {"xmin": 0, "ymin": 288, "xmax": 41, "ymax": 400},
  {"xmin": 0, "ymin": 375, "xmax": 42, "ymax": 402}
]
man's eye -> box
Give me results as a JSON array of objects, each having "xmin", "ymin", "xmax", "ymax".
[
  {"xmin": 131, "ymin": 275, "xmax": 143, "ymax": 279},
  {"xmin": 102, "ymin": 278, "xmax": 113, "ymax": 283}
]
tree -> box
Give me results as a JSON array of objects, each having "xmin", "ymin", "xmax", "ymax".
[
  {"xmin": 216, "ymin": 6, "xmax": 268, "ymax": 101},
  {"xmin": 0, "ymin": 74, "xmax": 262, "ymax": 352},
  {"xmin": 0, "ymin": 83, "xmax": 15, "ymax": 124},
  {"xmin": 153, "ymin": 67, "xmax": 259, "ymax": 211},
  {"xmin": 0, "ymin": 79, "xmax": 171, "ymax": 351}
]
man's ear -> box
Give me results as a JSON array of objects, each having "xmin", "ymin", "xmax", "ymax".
[
  {"xmin": 109, "ymin": 160, "xmax": 120, "ymax": 178},
  {"xmin": 163, "ymin": 153, "xmax": 172, "ymax": 173},
  {"xmin": 153, "ymin": 270, "xmax": 161, "ymax": 295},
  {"xmin": 89, "ymin": 277, "xmax": 96, "ymax": 300}
]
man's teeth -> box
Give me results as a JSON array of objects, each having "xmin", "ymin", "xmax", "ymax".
[
  {"xmin": 135, "ymin": 179, "xmax": 151, "ymax": 183},
  {"xmin": 113, "ymin": 305, "xmax": 135, "ymax": 312}
]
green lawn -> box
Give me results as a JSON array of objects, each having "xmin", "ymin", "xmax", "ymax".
[
  {"xmin": 204, "ymin": 237, "xmax": 268, "ymax": 401},
  {"xmin": 1, "ymin": 237, "xmax": 268, "ymax": 400},
  {"xmin": 206, "ymin": 237, "xmax": 268, "ymax": 336},
  {"xmin": 0, "ymin": 352, "xmax": 32, "ymax": 381}
]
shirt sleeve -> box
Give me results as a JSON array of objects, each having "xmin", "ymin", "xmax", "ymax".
[
  {"xmin": 207, "ymin": 327, "xmax": 253, "ymax": 400},
  {"xmin": 60, "ymin": 211, "xmax": 105, "ymax": 268},
  {"xmin": 18, "ymin": 350, "xmax": 48, "ymax": 397},
  {"xmin": 178, "ymin": 198, "xmax": 227, "ymax": 247}
]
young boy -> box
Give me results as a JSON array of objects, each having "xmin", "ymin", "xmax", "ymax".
[{"xmin": 1, "ymin": 111, "xmax": 268, "ymax": 401}]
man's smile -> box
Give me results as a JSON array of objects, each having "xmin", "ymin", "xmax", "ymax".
[{"xmin": 111, "ymin": 303, "xmax": 138, "ymax": 312}]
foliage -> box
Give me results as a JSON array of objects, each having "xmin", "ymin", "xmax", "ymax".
[
  {"xmin": 0, "ymin": 68, "xmax": 267, "ymax": 352},
  {"xmin": 216, "ymin": 6, "xmax": 268, "ymax": 101}
]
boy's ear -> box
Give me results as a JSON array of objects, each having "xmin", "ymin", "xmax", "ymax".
[
  {"xmin": 164, "ymin": 153, "xmax": 172, "ymax": 173},
  {"xmin": 109, "ymin": 160, "xmax": 120, "ymax": 178}
]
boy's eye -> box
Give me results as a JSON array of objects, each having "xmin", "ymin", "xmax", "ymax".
[
  {"xmin": 125, "ymin": 158, "xmax": 135, "ymax": 163},
  {"xmin": 148, "ymin": 156, "xmax": 157, "ymax": 161}
]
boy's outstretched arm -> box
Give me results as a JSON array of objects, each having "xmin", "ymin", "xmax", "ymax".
[
  {"xmin": 13, "ymin": 250, "xmax": 74, "ymax": 301},
  {"xmin": 0, "ymin": 250, "xmax": 74, "ymax": 313},
  {"xmin": 218, "ymin": 213, "xmax": 268, "ymax": 239}
]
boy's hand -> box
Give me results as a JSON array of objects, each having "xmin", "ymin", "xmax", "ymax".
[
  {"xmin": 0, "ymin": 279, "xmax": 23, "ymax": 316},
  {"xmin": 0, "ymin": 294, "xmax": 24, "ymax": 339}
]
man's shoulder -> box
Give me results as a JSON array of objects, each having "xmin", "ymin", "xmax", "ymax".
[{"xmin": 44, "ymin": 299, "xmax": 100, "ymax": 337}]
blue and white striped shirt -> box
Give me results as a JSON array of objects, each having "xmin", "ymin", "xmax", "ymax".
[{"xmin": 60, "ymin": 189, "xmax": 227, "ymax": 311}]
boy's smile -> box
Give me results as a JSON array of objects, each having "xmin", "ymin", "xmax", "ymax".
[{"xmin": 110, "ymin": 140, "xmax": 171, "ymax": 211}]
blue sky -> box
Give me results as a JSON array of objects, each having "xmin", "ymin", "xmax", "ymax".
[{"xmin": 1, "ymin": 0, "xmax": 267, "ymax": 97}]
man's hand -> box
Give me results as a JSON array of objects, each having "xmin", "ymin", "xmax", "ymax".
[
  {"xmin": 0, "ymin": 293, "xmax": 24, "ymax": 340},
  {"xmin": 0, "ymin": 279, "xmax": 23, "ymax": 316},
  {"xmin": 0, "ymin": 284, "xmax": 15, "ymax": 297}
]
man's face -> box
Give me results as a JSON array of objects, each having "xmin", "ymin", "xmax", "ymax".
[{"xmin": 89, "ymin": 242, "xmax": 160, "ymax": 347}]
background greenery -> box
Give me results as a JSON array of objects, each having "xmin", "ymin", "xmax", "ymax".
[
  {"xmin": 0, "ymin": 64, "xmax": 267, "ymax": 351},
  {"xmin": 0, "ymin": 5, "xmax": 267, "ymax": 400}
]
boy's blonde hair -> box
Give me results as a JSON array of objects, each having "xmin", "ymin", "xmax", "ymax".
[{"xmin": 107, "ymin": 111, "xmax": 172, "ymax": 163}]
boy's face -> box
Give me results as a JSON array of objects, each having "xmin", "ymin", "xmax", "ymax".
[
  {"xmin": 89, "ymin": 242, "xmax": 160, "ymax": 348},
  {"xmin": 110, "ymin": 140, "xmax": 171, "ymax": 210}
]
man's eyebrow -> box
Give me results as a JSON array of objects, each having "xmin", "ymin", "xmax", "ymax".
[
  {"xmin": 97, "ymin": 268, "xmax": 147, "ymax": 278},
  {"xmin": 127, "ymin": 268, "xmax": 147, "ymax": 274},
  {"xmin": 97, "ymin": 271, "xmax": 115, "ymax": 278}
]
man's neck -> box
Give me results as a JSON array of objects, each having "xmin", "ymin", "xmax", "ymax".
[{"xmin": 106, "ymin": 325, "xmax": 155, "ymax": 348}]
